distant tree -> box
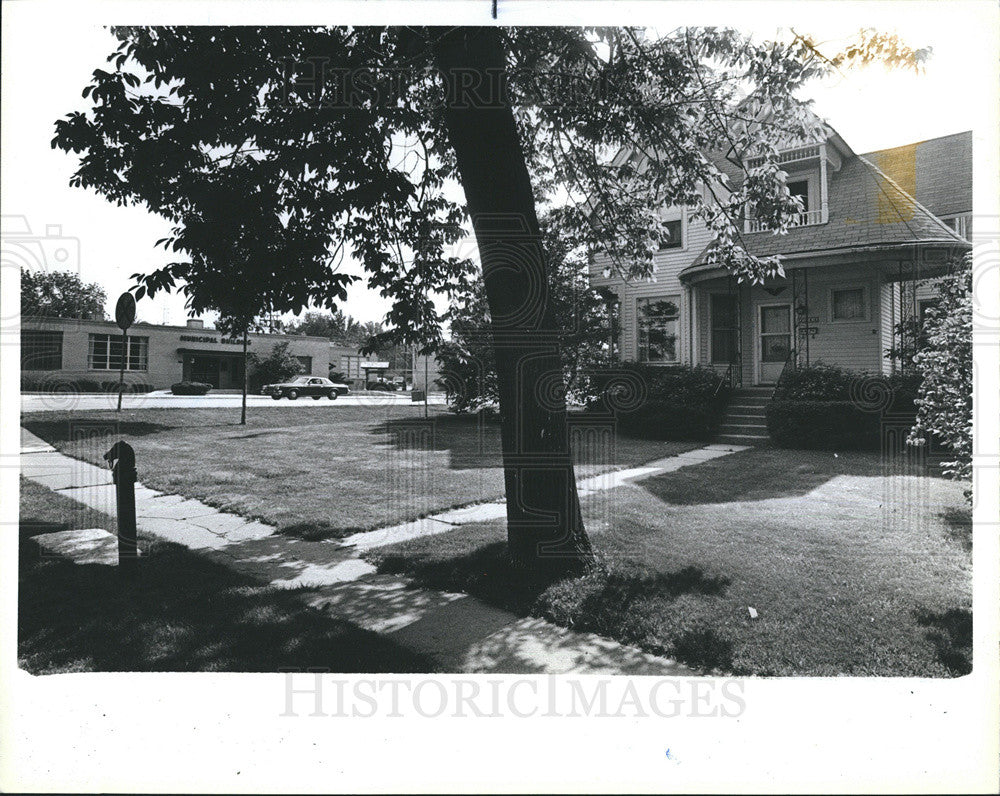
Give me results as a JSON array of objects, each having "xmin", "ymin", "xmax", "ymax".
[
  {"xmin": 21, "ymin": 268, "xmax": 107, "ymax": 320},
  {"xmin": 247, "ymin": 341, "xmax": 303, "ymax": 391},
  {"xmin": 439, "ymin": 219, "xmax": 617, "ymax": 412},
  {"xmin": 909, "ymin": 254, "xmax": 972, "ymax": 499},
  {"xmin": 287, "ymin": 309, "xmax": 365, "ymax": 343}
]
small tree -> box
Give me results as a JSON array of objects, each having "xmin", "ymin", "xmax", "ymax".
[
  {"xmin": 439, "ymin": 218, "xmax": 616, "ymax": 412},
  {"xmin": 909, "ymin": 254, "xmax": 972, "ymax": 498},
  {"xmin": 248, "ymin": 341, "xmax": 303, "ymax": 391},
  {"xmin": 21, "ymin": 268, "xmax": 107, "ymax": 320}
]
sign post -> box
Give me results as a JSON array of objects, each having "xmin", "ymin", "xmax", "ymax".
[{"xmin": 114, "ymin": 292, "xmax": 137, "ymax": 412}]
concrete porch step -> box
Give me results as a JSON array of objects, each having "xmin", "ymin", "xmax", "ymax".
[
  {"xmin": 726, "ymin": 406, "xmax": 768, "ymax": 416},
  {"xmin": 724, "ymin": 413, "xmax": 767, "ymax": 422},
  {"xmin": 719, "ymin": 423, "xmax": 767, "ymax": 433},
  {"xmin": 715, "ymin": 433, "xmax": 769, "ymax": 445},
  {"xmin": 727, "ymin": 396, "xmax": 770, "ymax": 407}
]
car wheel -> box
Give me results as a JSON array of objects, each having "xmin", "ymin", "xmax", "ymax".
[
  {"xmin": 288, "ymin": 389, "xmax": 299, "ymax": 400},
  {"xmin": 328, "ymin": 390, "xmax": 337, "ymax": 400},
  {"xmin": 271, "ymin": 394, "xmax": 281, "ymax": 401}
]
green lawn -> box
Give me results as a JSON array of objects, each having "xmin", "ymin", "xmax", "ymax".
[
  {"xmin": 23, "ymin": 406, "xmax": 699, "ymax": 539},
  {"xmin": 365, "ymin": 448, "xmax": 972, "ymax": 677},
  {"xmin": 18, "ymin": 477, "xmax": 434, "ymax": 673}
]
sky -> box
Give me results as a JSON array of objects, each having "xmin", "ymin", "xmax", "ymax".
[{"xmin": 1, "ymin": 8, "xmax": 990, "ymax": 328}]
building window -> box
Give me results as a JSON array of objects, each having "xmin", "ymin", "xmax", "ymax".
[
  {"xmin": 945, "ymin": 215, "xmax": 972, "ymax": 239},
  {"xmin": 22, "ymin": 330, "xmax": 63, "ymax": 370},
  {"xmin": 710, "ymin": 294, "xmax": 739, "ymax": 364},
  {"xmin": 788, "ymin": 179, "xmax": 810, "ymax": 212},
  {"xmin": 637, "ymin": 296, "xmax": 680, "ymax": 363},
  {"xmin": 88, "ymin": 334, "xmax": 149, "ymax": 371},
  {"xmin": 296, "ymin": 355, "xmax": 313, "ymax": 373},
  {"xmin": 658, "ymin": 218, "xmax": 684, "ymax": 250},
  {"xmin": 830, "ymin": 288, "xmax": 867, "ymax": 322}
]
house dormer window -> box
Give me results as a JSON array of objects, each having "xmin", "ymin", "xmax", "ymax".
[
  {"xmin": 788, "ymin": 180, "xmax": 809, "ymax": 212},
  {"xmin": 744, "ymin": 143, "xmax": 832, "ymax": 232}
]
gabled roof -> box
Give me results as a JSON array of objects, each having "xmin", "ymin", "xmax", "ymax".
[
  {"xmin": 861, "ymin": 131, "xmax": 972, "ymax": 219},
  {"xmin": 686, "ymin": 146, "xmax": 968, "ymax": 271}
]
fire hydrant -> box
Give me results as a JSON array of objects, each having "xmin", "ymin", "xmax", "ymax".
[{"xmin": 104, "ymin": 440, "xmax": 138, "ymax": 579}]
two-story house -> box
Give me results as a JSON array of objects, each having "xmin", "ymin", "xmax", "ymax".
[{"xmin": 590, "ymin": 125, "xmax": 971, "ymax": 403}]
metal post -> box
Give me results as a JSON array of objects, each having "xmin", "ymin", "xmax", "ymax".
[
  {"xmin": 424, "ymin": 354, "xmax": 429, "ymax": 418},
  {"xmin": 117, "ymin": 330, "xmax": 128, "ymax": 412},
  {"xmin": 104, "ymin": 441, "xmax": 138, "ymax": 580}
]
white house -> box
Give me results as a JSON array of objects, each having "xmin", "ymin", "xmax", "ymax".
[{"xmin": 589, "ymin": 125, "xmax": 971, "ymax": 401}]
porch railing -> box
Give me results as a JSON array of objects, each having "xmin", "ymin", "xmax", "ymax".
[
  {"xmin": 775, "ymin": 347, "xmax": 797, "ymax": 390},
  {"xmin": 713, "ymin": 355, "xmax": 742, "ymax": 396},
  {"xmin": 745, "ymin": 209, "xmax": 824, "ymax": 233}
]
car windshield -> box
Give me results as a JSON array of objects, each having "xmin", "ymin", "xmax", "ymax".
[{"xmin": 290, "ymin": 377, "xmax": 310, "ymax": 384}]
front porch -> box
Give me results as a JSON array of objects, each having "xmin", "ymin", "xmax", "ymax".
[{"xmin": 681, "ymin": 250, "xmax": 958, "ymax": 387}]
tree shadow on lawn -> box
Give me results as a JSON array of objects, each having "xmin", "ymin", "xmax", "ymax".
[
  {"xmin": 939, "ymin": 507, "xmax": 972, "ymax": 552},
  {"xmin": 371, "ymin": 539, "xmax": 735, "ymax": 671},
  {"xmin": 19, "ymin": 527, "xmax": 433, "ymax": 674},
  {"xmin": 23, "ymin": 418, "xmax": 178, "ymax": 446},
  {"xmin": 639, "ymin": 447, "xmax": 944, "ymax": 506},
  {"xmin": 370, "ymin": 414, "xmax": 502, "ymax": 470},
  {"xmin": 915, "ymin": 607, "xmax": 972, "ymax": 676}
]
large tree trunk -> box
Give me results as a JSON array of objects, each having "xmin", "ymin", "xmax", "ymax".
[{"xmin": 433, "ymin": 28, "xmax": 592, "ymax": 578}]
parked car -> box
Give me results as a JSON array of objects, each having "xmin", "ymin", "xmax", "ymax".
[{"xmin": 262, "ymin": 376, "xmax": 350, "ymax": 400}]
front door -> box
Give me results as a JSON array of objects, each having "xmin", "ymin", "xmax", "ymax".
[
  {"xmin": 757, "ymin": 304, "xmax": 791, "ymax": 384},
  {"xmin": 189, "ymin": 355, "xmax": 221, "ymax": 388}
]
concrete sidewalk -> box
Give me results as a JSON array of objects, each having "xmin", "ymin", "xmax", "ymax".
[{"xmin": 19, "ymin": 427, "xmax": 746, "ymax": 674}]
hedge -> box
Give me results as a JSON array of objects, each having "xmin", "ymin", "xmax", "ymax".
[
  {"xmin": 615, "ymin": 400, "xmax": 726, "ymax": 441},
  {"xmin": 767, "ymin": 364, "xmax": 921, "ymax": 450},
  {"xmin": 170, "ymin": 381, "xmax": 212, "ymax": 396},
  {"xmin": 585, "ymin": 363, "xmax": 729, "ymax": 441},
  {"xmin": 20, "ymin": 373, "xmax": 154, "ymax": 394},
  {"xmin": 766, "ymin": 400, "xmax": 884, "ymax": 450}
]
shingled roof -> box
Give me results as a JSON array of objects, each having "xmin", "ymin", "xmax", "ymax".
[
  {"xmin": 862, "ymin": 131, "xmax": 972, "ymax": 220},
  {"xmin": 687, "ymin": 145, "xmax": 968, "ymax": 270}
]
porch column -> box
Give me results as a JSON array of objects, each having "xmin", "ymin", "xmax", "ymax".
[
  {"xmin": 686, "ymin": 286, "xmax": 697, "ymax": 365},
  {"xmin": 820, "ymin": 145, "xmax": 830, "ymax": 224}
]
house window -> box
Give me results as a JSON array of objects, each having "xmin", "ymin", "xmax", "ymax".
[
  {"xmin": 830, "ymin": 288, "xmax": 867, "ymax": 322},
  {"xmin": 945, "ymin": 215, "xmax": 972, "ymax": 238},
  {"xmin": 21, "ymin": 330, "xmax": 63, "ymax": 370},
  {"xmin": 788, "ymin": 179, "xmax": 810, "ymax": 212},
  {"xmin": 658, "ymin": 218, "xmax": 684, "ymax": 250},
  {"xmin": 88, "ymin": 333, "xmax": 149, "ymax": 371},
  {"xmin": 710, "ymin": 294, "xmax": 739, "ymax": 364},
  {"xmin": 637, "ymin": 296, "xmax": 680, "ymax": 363},
  {"xmin": 296, "ymin": 355, "xmax": 313, "ymax": 373}
]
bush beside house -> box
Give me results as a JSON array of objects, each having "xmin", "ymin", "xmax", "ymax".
[
  {"xmin": 21, "ymin": 373, "xmax": 154, "ymax": 394},
  {"xmin": 586, "ymin": 363, "xmax": 730, "ymax": 441},
  {"xmin": 766, "ymin": 363, "xmax": 921, "ymax": 450},
  {"xmin": 170, "ymin": 381, "xmax": 212, "ymax": 396},
  {"xmin": 247, "ymin": 342, "xmax": 303, "ymax": 391}
]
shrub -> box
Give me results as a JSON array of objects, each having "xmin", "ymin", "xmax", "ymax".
[
  {"xmin": 910, "ymin": 254, "xmax": 972, "ymax": 494},
  {"xmin": 584, "ymin": 362, "xmax": 729, "ymax": 441},
  {"xmin": 100, "ymin": 380, "xmax": 155, "ymax": 394},
  {"xmin": 766, "ymin": 400, "xmax": 882, "ymax": 450},
  {"xmin": 21, "ymin": 373, "xmax": 156, "ymax": 394},
  {"xmin": 170, "ymin": 381, "xmax": 212, "ymax": 396},
  {"xmin": 247, "ymin": 341, "xmax": 302, "ymax": 391},
  {"xmin": 773, "ymin": 362, "xmax": 856, "ymax": 401}
]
